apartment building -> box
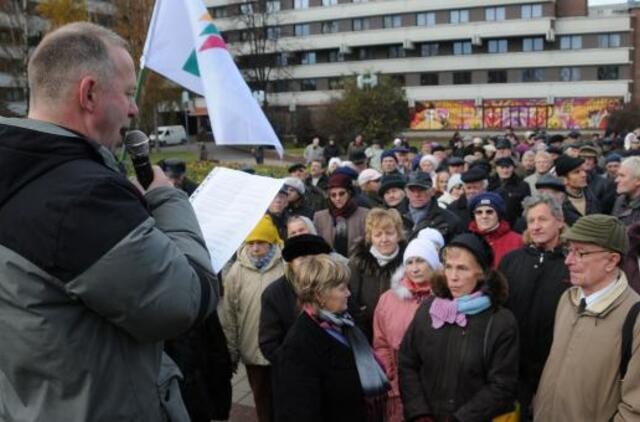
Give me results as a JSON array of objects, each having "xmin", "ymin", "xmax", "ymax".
[{"xmin": 206, "ymin": 0, "xmax": 638, "ymax": 132}]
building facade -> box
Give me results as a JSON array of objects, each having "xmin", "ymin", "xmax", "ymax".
[{"xmin": 206, "ymin": 0, "xmax": 638, "ymax": 132}]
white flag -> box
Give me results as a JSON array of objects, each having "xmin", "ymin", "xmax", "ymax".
[{"xmin": 141, "ymin": 0, "xmax": 284, "ymax": 157}]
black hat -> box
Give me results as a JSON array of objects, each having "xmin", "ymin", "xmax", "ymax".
[
  {"xmin": 447, "ymin": 157, "xmax": 465, "ymax": 167},
  {"xmin": 349, "ymin": 150, "xmax": 367, "ymax": 165},
  {"xmin": 548, "ymin": 134, "xmax": 565, "ymax": 145},
  {"xmin": 546, "ymin": 146, "xmax": 563, "ymax": 155},
  {"xmin": 555, "ymin": 155, "xmax": 585, "ymax": 177},
  {"xmin": 495, "ymin": 157, "xmax": 515, "ymax": 168},
  {"xmin": 431, "ymin": 145, "xmax": 445, "ymax": 153},
  {"xmin": 282, "ymin": 234, "xmax": 332, "ymax": 262},
  {"xmin": 469, "ymin": 159, "xmax": 492, "ymax": 176},
  {"xmin": 406, "ymin": 172, "xmax": 433, "ymax": 190},
  {"xmin": 160, "ymin": 158, "xmax": 186, "ymax": 177},
  {"xmin": 461, "ymin": 166, "xmax": 488, "ymax": 183},
  {"xmin": 288, "ymin": 163, "xmax": 306, "ymax": 173},
  {"xmin": 379, "ymin": 173, "xmax": 406, "ymax": 196},
  {"xmin": 447, "ymin": 233, "xmax": 494, "ymax": 272},
  {"xmin": 534, "ymin": 133, "xmax": 548, "ymax": 142},
  {"xmin": 495, "ymin": 138, "xmax": 511, "ymax": 150},
  {"xmin": 568, "ymin": 130, "xmax": 581, "ymax": 139},
  {"xmin": 535, "ymin": 174, "xmax": 566, "ymax": 193}
]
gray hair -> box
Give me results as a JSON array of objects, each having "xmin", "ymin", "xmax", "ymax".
[
  {"xmin": 522, "ymin": 150, "xmax": 536, "ymax": 160},
  {"xmin": 621, "ymin": 156, "xmax": 640, "ymax": 179},
  {"xmin": 522, "ymin": 194, "xmax": 564, "ymax": 221},
  {"xmin": 286, "ymin": 215, "xmax": 317, "ymax": 235},
  {"xmin": 28, "ymin": 22, "xmax": 129, "ymax": 105}
]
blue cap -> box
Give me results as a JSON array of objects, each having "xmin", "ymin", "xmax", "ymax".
[
  {"xmin": 381, "ymin": 150, "xmax": 398, "ymax": 162},
  {"xmin": 605, "ymin": 153, "xmax": 622, "ymax": 164},
  {"xmin": 469, "ymin": 192, "xmax": 506, "ymax": 218}
]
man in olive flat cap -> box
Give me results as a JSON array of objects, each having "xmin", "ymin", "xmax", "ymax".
[{"xmin": 535, "ymin": 214, "xmax": 640, "ymax": 422}]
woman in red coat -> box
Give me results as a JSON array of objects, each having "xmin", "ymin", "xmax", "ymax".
[{"xmin": 468, "ymin": 192, "xmax": 523, "ymax": 268}]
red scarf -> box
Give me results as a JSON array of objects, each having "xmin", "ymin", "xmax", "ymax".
[
  {"xmin": 401, "ymin": 277, "xmax": 432, "ymax": 301},
  {"xmin": 329, "ymin": 197, "xmax": 359, "ymax": 220}
]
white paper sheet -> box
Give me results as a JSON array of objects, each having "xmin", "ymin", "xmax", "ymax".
[{"xmin": 190, "ymin": 167, "xmax": 284, "ymax": 273}]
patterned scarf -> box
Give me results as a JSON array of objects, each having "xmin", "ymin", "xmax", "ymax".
[
  {"xmin": 429, "ymin": 291, "xmax": 491, "ymax": 329},
  {"xmin": 249, "ymin": 244, "xmax": 276, "ymax": 272}
]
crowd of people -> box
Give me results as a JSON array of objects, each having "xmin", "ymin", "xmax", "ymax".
[
  {"xmin": 219, "ymin": 130, "xmax": 640, "ymax": 422},
  {"xmin": 1, "ymin": 20, "xmax": 640, "ymax": 422}
]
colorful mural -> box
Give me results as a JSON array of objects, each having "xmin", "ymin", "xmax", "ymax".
[
  {"xmin": 410, "ymin": 97, "xmax": 623, "ymax": 130},
  {"xmin": 411, "ymin": 100, "xmax": 482, "ymax": 130}
]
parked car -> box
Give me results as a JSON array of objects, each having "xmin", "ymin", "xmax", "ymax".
[{"xmin": 150, "ymin": 125, "xmax": 188, "ymax": 146}]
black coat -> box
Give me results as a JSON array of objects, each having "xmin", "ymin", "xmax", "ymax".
[
  {"xmin": 491, "ymin": 175, "xmax": 531, "ymax": 227},
  {"xmin": 399, "ymin": 302, "xmax": 518, "ymax": 422},
  {"xmin": 407, "ymin": 198, "xmax": 465, "ymax": 244},
  {"xmin": 448, "ymin": 194, "xmax": 472, "ymax": 229},
  {"xmin": 164, "ymin": 312, "xmax": 233, "ymax": 422},
  {"xmin": 259, "ymin": 275, "xmax": 299, "ymax": 364},
  {"xmin": 275, "ymin": 312, "xmax": 368, "ymax": 422},
  {"xmin": 348, "ymin": 241, "xmax": 405, "ymax": 341},
  {"xmin": 499, "ymin": 245, "xmax": 570, "ymax": 414},
  {"xmin": 588, "ymin": 170, "xmax": 615, "ymax": 214},
  {"xmin": 562, "ymin": 187, "xmax": 601, "ymax": 226},
  {"xmin": 287, "ymin": 198, "xmax": 315, "ymax": 220}
]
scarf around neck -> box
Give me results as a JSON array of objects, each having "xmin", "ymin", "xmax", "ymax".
[
  {"xmin": 429, "ymin": 291, "xmax": 491, "ymax": 329},
  {"xmin": 329, "ymin": 197, "xmax": 359, "ymax": 220},
  {"xmin": 249, "ymin": 244, "xmax": 276, "ymax": 272},
  {"xmin": 369, "ymin": 245, "xmax": 400, "ymax": 267},
  {"xmin": 401, "ymin": 277, "xmax": 432, "ymax": 302}
]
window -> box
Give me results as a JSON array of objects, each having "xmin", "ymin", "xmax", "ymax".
[
  {"xmin": 328, "ymin": 78, "xmax": 344, "ymax": 89},
  {"xmin": 301, "ymin": 51, "xmax": 316, "ymax": 65},
  {"xmin": 420, "ymin": 42, "xmax": 439, "ymax": 57},
  {"xmin": 294, "ymin": 0, "xmax": 308, "ymax": 9},
  {"xmin": 352, "ymin": 17, "xmax": 370, "ymax": 31},
  {"xmin": 521, "ymin": 4, "xmax": 543, "ymax": 19},
  {"xmin": 276, "ymin": 53, "xmax": 290, "ymax": 66},
  {"xmin": 266, "ymin": 1, "xmax": 280, "ymax": 12},
  {"xmin": 560, "ymin": 35, "xmax": 582, "ymax": 50},
  {"xmin": 272, "ymin": 80, "xmax": 289, "ymax": 93},
  {"xmin": 358, "ymin": 47, "xmax": 373, "ymax": 60},
  {"xmin": 417, "ymin": 12, "xmax": 436, "ymax": 27},
  {"xmin": 420, "ymin": 73, "xmax": 439, "ymax": 86},
  {"xmin": 240, "ymin": 3, "xmax": 253, "ymax": 14},
  {"xmin": 294, "ymin": 24, "xmax": 310, "ymax": 36},
  {"xmin": 485, "ymin": 7, "xmax": 506, "ymax": 21},
  {"xmin": 266, "ymin": 26, "xmax": 281, "ymax": 40},
  {"xmin": 522, "ymin": 68, "xmax": 544, "ymax": 82},
  {"xmin": 453, "ymin": 71, "xmax": 472, "ymax": 84},
  {"xmin": 300, "ymin": 79, "xmax": 317, "ymax": 91},
  {"xmin": 322, "ymin": 0, "xmax": 337, "ymax": 5},
  {"xmin": 450, "ymin": 9, "xmax": 469, "ymax": 24},
  {"xmin": 597, "ymin": 66, "xmax": 619, "ymax": 80},
  {"xmin": 211, "ymin": 7, "xmax": 228, "ymax": 18},
  {"xmin": 488, "ymin": 70, "xmax": 507, "ymax": 83},
  {"xmin": 388, "ymin": 45, "xmax": 406, "ymax": 58},
  {"xmin": 560, "ymin": 67, "xmax": 581, "ymax": 81},
  {"xmin": 322, "ymin": 21, "xmax": 338, "ymax": 33},
  {"xmin": 328, "ymin": 50, "xmax": 344, "ymax": 62},
  {"xmin": 599, "ymin": 33, "xmax": 621, "ymax": 48},
  {"xmin": 453, "ymin": 41, "xmax": 472, "ymax": 55},
  {"xmin": 488, "ymin": 39, "xmax": 508, "ymax": 53},
  {"xmin": 383, "ymin": 15, "xmax": 402, "ymax": 28},
  {"xmin": 523, "ymin": 37, "xmax": 544, "ymax": 51}
]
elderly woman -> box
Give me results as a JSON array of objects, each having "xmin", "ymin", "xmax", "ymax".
[
  {"xmin": 221, "ymin": 216, "xmax": 285, "ymax": 422},
  {"xmin": 468, "ymin": 192, "xmax": 523, "ymax": 268},
  {"xmin": 419, "ymin": 155, "xmax": 439, "ymax": 180},
  {"xmin": 275, "ymin": 255, "xmax": 389, "ymax": 421},
  {"xmin": 438, "ymin": 173, "xmax": 463, "ymax": 208},
  {"xmin": 314, "ymin": 173, "xmax": 369, "ymax": 257},
  {"xmin": 373, "ymin": 236, "xmax": 442, "ymax": 422},
  {"xmin": 349, "ymin": 208, "xmax": 406, "ymax": 341},
  {"xmin": 399, "ymin": 233, "xmax": 519, "ymax": 422}
]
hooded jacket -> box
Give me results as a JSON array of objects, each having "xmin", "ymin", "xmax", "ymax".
[
  {"xmin": 0, "ymin": 117, "xmax": 216, "ymax": 422},
  {"xmin": 534, "ymin": 274, "xmax": 640, "ymax": 421}
]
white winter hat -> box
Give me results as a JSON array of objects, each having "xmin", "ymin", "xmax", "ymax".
[
  {"xmin": 284, "ymin": 177, "xmax": 305, "ymax": 195},
  {"xmin": 447, "ymin": 173, "xmax": 463, "ymax": 193},
  {"xmin": 416, "ymin": 228, "xmax": 445, "ymax": 251},
  {"xmin": 357, "ymin": 168, "xmax": 382, "ymax": 186},
  {"xmin": 403, "ymin": 238, "xmax": 442, "ymax": 271},
  {"xmin": 419, "ymin": 154, "xmax": 439, "ymax": 169}
]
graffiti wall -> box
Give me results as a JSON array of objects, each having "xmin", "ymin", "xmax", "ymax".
[{"xmin": 410, "ymin": 97, "xmax": 623, "ymax": 130}]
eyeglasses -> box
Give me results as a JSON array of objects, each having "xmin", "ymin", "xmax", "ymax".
[
  {"xmin": 565, "ymin": 248, "xmax": 611, "ymax": 260},
  {"xmin": 474, "ymin": 209, "xmax": 495, "ymax": 216},
  {"xmin": 329, "ymin": 191, "xmax": 348, "ymax": 199}
]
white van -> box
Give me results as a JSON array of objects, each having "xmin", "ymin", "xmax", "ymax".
[{"xmin": 150, "ymin": 125, "xmax": 188, "ymax": 146}]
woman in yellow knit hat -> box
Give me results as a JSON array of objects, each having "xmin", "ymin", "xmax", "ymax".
[{"xmin": 221, "ymin": 215, "xmax": 285, "ymax": 422}]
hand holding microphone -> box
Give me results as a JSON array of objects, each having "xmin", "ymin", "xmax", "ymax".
[{"xmin": 124, "ymin": 130, "xmax": 173, "ymax": 192}]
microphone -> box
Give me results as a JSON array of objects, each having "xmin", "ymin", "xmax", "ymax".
[{"xmin": 124, "ymin": 130, "xmax": 154, "ymax": 189}]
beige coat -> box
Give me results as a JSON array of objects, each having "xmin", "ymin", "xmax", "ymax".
[
  {"xmin": 534, "ymin": 272, "xmax": 640, "ymax": 421},
  {"xmin": 313, "ymin": 206, "xmax": 369, "ymax": 257},
  {"xmin": 220, "ymin": 245, "xmax": 285, "ymax": 366}
]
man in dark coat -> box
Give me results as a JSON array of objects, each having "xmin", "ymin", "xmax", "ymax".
[
  {"xmin": 499, "ymin": 194, "xmax": 570, "ymax": 420},
  {"xmin": 448, "ymin": 166, "xmax": 489, "ymax": 229},
  {"xmin": 555, "ymin": 155, "xmax": 601, "ymax": 223},
  {"xmin": 580, "ymin": 145, "xmax": 615, "ymax": 213},
  {"xmin": 491, "ymin": 157, "xmax": 531, "ymax": 227},
  {"xmin": 404, "ymin": 172, "xmax": 464, "ymax": 243}
]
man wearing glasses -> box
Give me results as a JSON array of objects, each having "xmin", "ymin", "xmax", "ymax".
[{"xmin": 534, "ymin": 214, "xmax": 640, "ymax": 421}]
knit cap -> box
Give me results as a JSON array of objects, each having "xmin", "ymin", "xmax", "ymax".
[
  {"xmin": 283, "ymin": 177, "xmax": 305, "ymax": 195},
  {"xmin": 381, "ymin": 150, "xmax": 398, "ymax": 162},
  {"xmin": 447, "ymin": 174, "xmax": 463, "ymax": 193},
  {"xmin": 403, "ymin": 238, "xmax": 442, "ymax": 271},
  {"xmin": 469, "ymin": 192, "xmax": 506, "ymax": 218},
  {"xmin": 245, "ymin": 215, "xmax": 283, "ymax": 246},
  {"xmin": 416, "ymin": 228, "xmax": 445, "ymax": 251},
  {"xmin": 379, "ymin": 173, "xmax": 406, "ymax": 196},
  {"xmin": 564, "ymin": 214, "xmax": 629, "ymax": 255}
]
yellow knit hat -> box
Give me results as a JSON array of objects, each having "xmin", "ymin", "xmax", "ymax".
[{"xmin": 245, "ymin": 215, "xmax": 283, "ymax": 246}]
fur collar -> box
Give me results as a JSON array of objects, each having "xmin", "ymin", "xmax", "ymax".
[{"xmin": 390, "ymin": 266, "xmax": 413, "ymax": 300}]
